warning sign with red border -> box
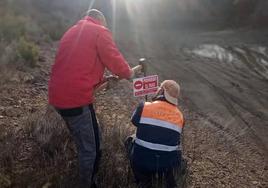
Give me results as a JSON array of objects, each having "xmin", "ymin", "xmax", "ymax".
[{"xmin": 133, "ymin": 75, "xmax": 159, "ymax": 97}]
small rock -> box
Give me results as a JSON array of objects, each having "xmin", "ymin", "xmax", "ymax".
[
  {"xmin": 117, "ymin": 115, "xmax": 125, "ymax": 119},
  {"xmin": 42, "ymin": 182, "xmax": 52, "ymax": 188},
  {"xmin": 38, "ymin": 56, "xmax": 46, "ymax": 62},
  {"xmin": 3, "ymin": 107, "xmax": 21, "ymax": 117},
  {"xmin": 10, "ymin": 73, "xmax": 20, "ymax": 82},
  {"xmin": 23, "ymin": 74, "xmax": 34, "ymax": 83}
]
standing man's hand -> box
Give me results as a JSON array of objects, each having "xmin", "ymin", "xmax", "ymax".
[
  {"xmin": 104, "ymin": 75, "xmax": 119, "ymax": 82},
  {"xmin": 130, "ymin": 64, "xmax": 144, "ymax": 79}
]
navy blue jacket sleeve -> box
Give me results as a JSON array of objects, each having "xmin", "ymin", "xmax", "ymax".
[{"xmin": 131, "ymin": 102, "xmax": 144, "ymax": 127}]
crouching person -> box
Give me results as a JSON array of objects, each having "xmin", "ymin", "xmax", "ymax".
[{"xmin": 125, "ymin": 80, "xmax": 185, "ymax": 188}]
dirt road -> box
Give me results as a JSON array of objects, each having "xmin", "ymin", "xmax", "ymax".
[
  {"xmin": 113, "ymin": 25, "xmax": 268, "ymax": 186},
  {"xmin": 114, "ymin": 24, "xmax": 268, "ymax": 151}
]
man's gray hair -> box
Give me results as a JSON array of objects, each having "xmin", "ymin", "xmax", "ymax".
[{"xmin": 86, "ymin": 9, "xmax": 106, "ymax": 25}]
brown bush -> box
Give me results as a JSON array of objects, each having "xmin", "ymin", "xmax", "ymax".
[{"xmin": 0, "ymin": 127, "xmax": 16, "ymax": 188}]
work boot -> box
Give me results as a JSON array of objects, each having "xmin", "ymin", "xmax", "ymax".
[
  {"xmin": 177, "ymin": 158, "xmax": 188, "ymax": 188},
  {"xmin": 181, "ymin": 158, "xmax": 187, "ymax": 175},
  {"xmin": 124, "ymin": 134, "xmax": 135, "ymax": 158},
  {"xmin": 90, "ymin": 181, "xmax": 97, "ymax": 188}
]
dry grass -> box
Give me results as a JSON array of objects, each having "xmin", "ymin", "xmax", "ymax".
[
  {"xmin": 0, "ymin": 103, "xmax": 189, "ymax": 188},
  {"xmin": 0, "ymin": 106, "xmax": 76, "ymax": 187},
  {"xmin": 0, "ymin": 127, "xmax": 15, "ymax": 187},
  {"xmin": 0, "ymin": 105, "xmax": 137, "ymax": 187},
  {"xmin": 97, "ymin": 116, "xmax": 136, "ymax": 188},
  {"xmin": 24, "ymin": 106, "xmax": 70, "ymax": 156},
  {"xmin": 0, "ymin": 78, "xmax": 189, "ymax": 187}
]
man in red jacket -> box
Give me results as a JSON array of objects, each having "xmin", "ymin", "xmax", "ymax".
[{"xmin": 48, "ymin": 9, "xmax": 137, "ymax": 188}]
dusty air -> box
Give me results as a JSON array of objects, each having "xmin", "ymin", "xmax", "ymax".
[{"xmin": 0, "ymin": 0, "xmax": 267, "ymax": 188}]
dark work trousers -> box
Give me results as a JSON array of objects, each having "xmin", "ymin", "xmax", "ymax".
[
  {"xmin": 132, "ymin": 167, "xmax": 178, "ymax": 188},
  {"xmin": 57, "ymin": 104, "xmax": 101, "ymax": 188},
  {"xmin": 124, "ymin": 136, "xmax": 179, "ymax": 188}
]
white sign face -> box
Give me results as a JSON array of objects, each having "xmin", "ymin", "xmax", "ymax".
[{"xmin": 133, "ymin": 75, "xmax": 159, "ymax": 97}]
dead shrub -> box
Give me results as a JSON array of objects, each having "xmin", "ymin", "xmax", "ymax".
[
  {"xmin": 24, "ymin": 105, "xmax": 71, "ymax": 158},
  {"xmin": 97, "ymin": 119, "xmax": 136, "ymax": 188},
  {"xmin": 15, "ymin": 106, "xmax": 79, "ymax": 187}
]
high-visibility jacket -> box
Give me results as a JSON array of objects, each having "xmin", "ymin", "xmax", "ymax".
[
  {"xmin": 131, "ymin": 98, "xmax": 184, "ymax": 171},
  {"xmin": 48, "ymin": 16, "xmax": 132, "ymax": 108}
]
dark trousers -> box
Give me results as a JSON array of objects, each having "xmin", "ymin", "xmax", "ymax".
[
  {"xmin": 57, "ymin": 105, "xmax": 101, "ymax": 188},
  {"xmin": 124, "ymin": 136, "xmax": 180, "ymax": 188},
  {"xmin": 133, "ymin": 167, "xmax": 178, "ymax": 188}
]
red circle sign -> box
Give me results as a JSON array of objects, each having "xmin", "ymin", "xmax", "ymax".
[{"xmin": 134, "ymin": 80, "xmax": 143, "ymax": 90}]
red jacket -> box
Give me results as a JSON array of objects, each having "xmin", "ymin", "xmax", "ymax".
[{"xmin": 48, "ymin": 17, "xmax": 132, "ymax": 108}]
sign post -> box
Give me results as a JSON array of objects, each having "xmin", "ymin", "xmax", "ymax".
[{"xmin": 139, "ymin": 58, "xmax": 148, "ymax": 101}]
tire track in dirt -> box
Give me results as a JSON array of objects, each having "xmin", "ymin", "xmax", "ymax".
[
  {"xmin": 196, "ymin": 59, "xmax": 268, "ymax": 101},
  {"xmin": 188, "ymin": 58, "xmax": 267, "ymax": 120},
  {"xmin": 119, "ymin": 26, "xmax": 268, "ymax": 187},
  {"xmin": 184, "ymin": 63, "xmax": 268, "ymax": 150},
  {"xmin": 145, "ymin": 48, "xmax": 268, "ymax": 150}
]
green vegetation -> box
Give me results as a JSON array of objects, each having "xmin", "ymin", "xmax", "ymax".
[
  {"xmin": 0, "ymin": 0, "xmax": 89, "ymax": 66},
  {"xmin": 0, "ymin": 11, "xmax": 38, "ymax": 66},
  {"xmin": 0, "ymin": 14, "xmax": 27, "ymax": 42},
  {"xmin": 18, "ymin": 37, "xmax": 39, "ymax": 67}
]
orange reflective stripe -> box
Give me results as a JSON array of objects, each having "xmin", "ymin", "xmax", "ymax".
[{"xmin": 141, "ymin": 101, "xmax": 184, "ymax": 128}]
